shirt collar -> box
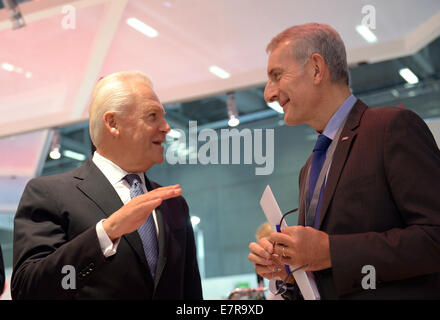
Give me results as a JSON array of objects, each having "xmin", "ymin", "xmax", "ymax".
[
  {"xmin": 322, "ymin": 94, "xmax": 357, "ymax": 140},
  {"xmin": 92, "ymin": 151, "xmax": 145, "ymax": 187}
]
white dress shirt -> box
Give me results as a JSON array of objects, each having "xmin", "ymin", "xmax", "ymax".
[{"xmin": 92, "ymin": 151, "xmax": 159, "ymax": 257}]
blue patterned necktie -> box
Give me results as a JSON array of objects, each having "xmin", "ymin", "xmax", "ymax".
[
  {"xmin": 124, "ymin": 174, "xmax": 158, "ymax": 278},
  {"xmin": 309, "ymin": 134, "xmax": 332, "ymax": 228}
]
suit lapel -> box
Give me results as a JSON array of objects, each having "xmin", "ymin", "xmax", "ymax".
[
  {"xmin": 74, "ymin": 159, "xmax": 151, "ymax": 277},
  {"xmin": 153, "ymin": 201, "xmax": 170, "ymax": 289},
  {"xmin": 74, "ymin": 159, "xmax": 123, "ymax": 219},
  {"xmin": 316, "ymin": 100, "xmax": 368, "ymax": 229},
  {"xmin": 298, "ymin": 157, "xmax": 311, "ymax": 226}
]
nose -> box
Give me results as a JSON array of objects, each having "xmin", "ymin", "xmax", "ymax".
[
  {"xmin": 264, "ymin": 80, "xmax": 279, "ymax": 103},
  {"xmin": 161, "ymin": 118, "xmax": 171, "ymax": 134}
]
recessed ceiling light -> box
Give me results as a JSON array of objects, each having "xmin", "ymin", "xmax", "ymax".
[
  {"xmin": 355, "ymin": 25, "xmax": 378, "ymax": 43},
  {"xmin": 399, "ymin": 68, "xmax": 419, "ymax": 85},
  {"xmin": 63, "ymin": 150, "xmax": 86, "ymax": 161},
  {"xmin": 267, "ymin": 101, "xmax": 284, "ymax": 113},
  {"xmin": 1, "ymin": 62, "xmax": 14, "ymax": 72},
  {"xmin": 209, "ymin": 65, "xmax": 230, "ymax": 79},
  {"xmin": 126, "ymin": 17, "xmax": 158, "ymax": 38}
]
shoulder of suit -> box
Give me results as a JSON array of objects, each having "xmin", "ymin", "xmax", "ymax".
[
  {"xmin": 25, "ymin": 160, "xmax": 89, "ymax": 190},
  {"xmin": 360, "ymin": 105, "xmax": 422, "ymax": 128},
  {"xmin": 363, "ymin": 105, "xmax": 418, "ymax": 120}
]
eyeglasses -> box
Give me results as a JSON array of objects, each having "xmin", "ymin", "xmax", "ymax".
[{"xmin": 271, "ymin": 208, "xmax": 308, "ymax": 296}]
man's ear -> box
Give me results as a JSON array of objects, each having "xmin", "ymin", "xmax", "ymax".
[
  {"xmin": 310, "ymin": 53, "xmax": 327, "ymax": 84},
  {"xmin": 103, "ymin": 111, "xmax": 119, "ymax": 138}
]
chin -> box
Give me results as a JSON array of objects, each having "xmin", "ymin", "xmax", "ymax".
[
  {"xmin": 284, "ymin": 116, "xmax": 299, "ymax": 126},
  {"xmin": 151, "ymin": 155, "xmax": 165, "ymax": 167},
  {"xmin": 284, "ymin": 110, "xmax": 305, "ymax": 126}
]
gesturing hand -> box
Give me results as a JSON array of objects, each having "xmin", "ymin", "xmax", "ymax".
[{"xmin": 103, "ymin": 185, "xmax": 182, "ymax": 241}]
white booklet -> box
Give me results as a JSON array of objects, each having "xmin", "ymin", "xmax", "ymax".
[{"xmin": 259, "ymin": 185, "xmax": 320, "ymax": 300}]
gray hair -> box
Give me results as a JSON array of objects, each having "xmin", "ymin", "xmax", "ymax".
[
  {"xmin": 88, "ymin": 71, "xmax": 153, "ymax": 147},
  {"xmin": 266, "ymin": 23, "xmax": 349, "ymax": 85}
]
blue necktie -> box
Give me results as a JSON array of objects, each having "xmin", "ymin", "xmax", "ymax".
[
  {"xmin": 309, "ymin": 134, "xmax": 332, "ymax": 228},
  {"xmin": 124, "ymin": 174, "xmax": 158, "ymax": 278}
]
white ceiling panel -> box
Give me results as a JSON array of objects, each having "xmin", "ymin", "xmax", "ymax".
[{"xmin": 0, "ymin": 0, "xmax": 439, "ymax": 137}]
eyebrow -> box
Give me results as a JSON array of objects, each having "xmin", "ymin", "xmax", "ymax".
[
  {"xmin": 143, "ymin": 104, "xmax": 165, "ymax": 115},
  {"xmin": 268, "ymin": 68, "xmax": 282, "ymax": 78}
]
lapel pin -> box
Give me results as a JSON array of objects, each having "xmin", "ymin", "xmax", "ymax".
[{"xmin": 341, "ymin": 136, "xmax": 349, "ymax": 141}]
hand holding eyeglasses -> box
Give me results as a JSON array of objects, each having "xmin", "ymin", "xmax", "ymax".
[
  {"xmin": 270, "ymin": 225, "xmax": 332, "ymax": 272},
  {"xmin": 248, "ymin": 237, "xmax": 287, "ymax": 281}
]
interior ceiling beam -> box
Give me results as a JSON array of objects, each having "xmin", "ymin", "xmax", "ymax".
[{"xmin": 69, "ymin": 0, "xmax": 128, "ymax": 121}]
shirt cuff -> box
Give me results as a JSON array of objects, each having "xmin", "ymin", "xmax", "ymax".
[{"xmin": 96, "ymin": 219, "xmax": 120, "ymax": 257}]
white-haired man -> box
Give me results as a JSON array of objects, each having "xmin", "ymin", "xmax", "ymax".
[
  {"xmin": 248, "ymin": 23, "xmax": 440, "ymax": 299},
  {"xmin": 12, "ymin": 71, "xmax": 203, "ymax": 299}
]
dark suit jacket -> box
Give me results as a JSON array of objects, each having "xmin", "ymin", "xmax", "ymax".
[
  {"xmin": 0, "ymin": 246, "xmax": 5, "ymax": 295},
  {"xmin": 12, "ymin": 158, "xmax": 203, "ymax": 300},
  {"xmin": 296, "ymin": 100, "xmax": 440, "ymax": 299}
]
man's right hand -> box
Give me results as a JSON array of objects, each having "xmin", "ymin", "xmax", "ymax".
[
  {"xmin": 248, "ymin": 237, "xmax": 288, "ymax": 281},
  {"xmin": 102, "ymin": 184, "xmax": 182, "ymax": 241}
]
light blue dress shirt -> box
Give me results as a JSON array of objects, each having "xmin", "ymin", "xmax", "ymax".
[{"xmin": 320, "ymin": 94, "xmax": 357, "ymax": 182}]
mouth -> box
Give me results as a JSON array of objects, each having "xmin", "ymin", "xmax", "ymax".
[
  {"xmin": 152, "ymin": 140, "xmax": 165, "ymax": 146},
  {"xmin": 280, "ymin": 99, "xmax": 290, "ymax": 110}
]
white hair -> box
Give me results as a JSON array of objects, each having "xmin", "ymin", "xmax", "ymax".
[
  {"xmin": 88, "ymin": 71, "xmax": 153, "ymax": 147},
  {"xmin": 266, "ymin": 23, "xmax": 349, "ymax": 85}
]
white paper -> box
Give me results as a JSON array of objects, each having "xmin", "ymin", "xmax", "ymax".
[{"xmin": 260, "ymin": 185, "xmax": 320, "ymax": 300}]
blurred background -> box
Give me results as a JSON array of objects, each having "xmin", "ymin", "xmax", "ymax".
[{"xmin": 0, "ymin": 0, "xmax": 439, "ymax": 299}]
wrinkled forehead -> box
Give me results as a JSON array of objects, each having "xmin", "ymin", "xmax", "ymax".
[
  {"xmin": 267, "ymin": 41, "xmax": 298, "ymax": 72},
  {"xmin": 132, "ymin": 83, "xmax": 164, "ymax": 112}
]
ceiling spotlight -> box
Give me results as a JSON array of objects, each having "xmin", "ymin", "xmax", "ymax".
[
  {"xmin": 228, "ymin": 115, "xmax": 240, "ymax": 127},
  {"xmin": 49, "ymin": 147, "xmax": 61, "ymax": 160},
  {"xmin": 49, "ymin": 128, "xmax": 61, "ymax": 160},
  {"xmin": 3, "ymin": 0, "xmax": 26, "ymax": 30},
  {"xmin": 226, "ymin": 92, "xmax": 240, "ymax": 127}
]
